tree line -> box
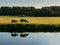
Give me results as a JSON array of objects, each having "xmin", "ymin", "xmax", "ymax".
[{"xmin": 0, "ymin": 6, "xmax": 60, "ymax": 16}]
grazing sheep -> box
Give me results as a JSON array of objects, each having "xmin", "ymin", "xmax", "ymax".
[
  {"xmin": 20, "ymin": 19, "xmax": 29, "ymax": 23},
  {"xmin": 11, "ymin": 20, "xmax": 18, "ymax": 23}
]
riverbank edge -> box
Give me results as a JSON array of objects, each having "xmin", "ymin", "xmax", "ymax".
[{"xmin": 0, "ymin": 24, "xmax": 60, "ymax": 32}]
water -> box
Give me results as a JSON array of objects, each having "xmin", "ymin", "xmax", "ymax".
[{"xmin": 0, "ymin": 32, "xmax": 60, "ymax": 45}]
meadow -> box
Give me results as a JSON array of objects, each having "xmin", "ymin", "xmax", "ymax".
[
  {"xmin": 0, "ymin": 16, "xmax": 60, "ymax": 24},
  {"xmin": 0, "ymin": 16, "xmax": 60, "ymax": 32}
]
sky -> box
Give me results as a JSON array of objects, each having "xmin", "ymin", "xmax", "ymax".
[{"xmin": 0, "ymin": 0, "xmax": 60, "ymax": 8}]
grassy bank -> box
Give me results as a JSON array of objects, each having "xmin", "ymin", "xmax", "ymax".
[
  {"xmin": 0, "ymin": 24, "xmax": 60, "ymax": 32},
  {"xmin": 0, "ymin": 16, "xmax": 60, "ymax": 24}
]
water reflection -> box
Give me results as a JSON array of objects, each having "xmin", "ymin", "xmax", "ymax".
[
  {"xmin": 0, "ymin": 32, "xmax": 49, "ymax": 45},
  {"xmin": 0, "ymin": 32, "xmax": 60, "ymax": 45},
  {"xmin": 20, "ymin": 32, "xmax": 29, "ymax": 37},
  {"xmin": 11, "ymin": 32, "xmax": 18, "ymax": 37},
  {"xmin": 11, "ymin": 32, "xmax": 29, "ymax": 37}
]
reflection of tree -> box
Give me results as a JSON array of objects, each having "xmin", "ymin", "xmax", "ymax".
[
  {"xmin": 20, "ymin": 32, "xmax": 29, "ymax": 37},
  {"xmin": 11, "ymin": 32, "xmax": 18, "ymax": 37}
]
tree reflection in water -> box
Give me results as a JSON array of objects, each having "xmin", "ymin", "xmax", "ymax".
[{"xmin": 11, "ymin": 32, "xmax": 29, "ymax": 37}]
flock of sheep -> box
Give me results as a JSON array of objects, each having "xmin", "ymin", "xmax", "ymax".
[{"xmin": 11, "ymin": 19, "xmax": 29, "ymax": 23}]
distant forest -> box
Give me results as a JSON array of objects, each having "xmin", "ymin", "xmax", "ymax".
[{"xmin": 0, "ymin": 6, "xmax": 60, "ymax": 16}]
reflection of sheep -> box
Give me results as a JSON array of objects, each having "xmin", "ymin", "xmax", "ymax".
[
  {"xmin": 11, "ymin": 32, "xmax": 18, "ymax": 37},
  {"xmin": 20, "ymin": 19, "xmax": 29, "ymax": 23},
  {"xmin": 11, "ymin": 20, "xmax": 18, "ymax": 23},
  {"xmin": 20, "ymin": 32, "xmax": 29, "ymax": 37}
]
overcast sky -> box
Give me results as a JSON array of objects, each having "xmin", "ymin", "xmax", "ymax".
[{"xmin": 0, "ymin": 0, "xmax": 60, "ymax": 8}]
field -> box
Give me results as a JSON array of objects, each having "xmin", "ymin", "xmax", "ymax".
[{"xmin": 0, "ymin": 16, "xmax": 60, "ymax": 24}]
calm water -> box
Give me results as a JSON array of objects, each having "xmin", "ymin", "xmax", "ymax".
[{"xmin": 0, "ymin": 32, "xmax": 60, "ymax": 45}]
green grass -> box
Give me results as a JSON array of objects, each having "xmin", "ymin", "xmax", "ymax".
[{"xmin": 0, "ymin": 24, "xmax": 60, "ymax": 32}]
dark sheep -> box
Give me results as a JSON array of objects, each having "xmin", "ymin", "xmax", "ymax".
[
  {"xmin": 11, "ymin": 20, "xmax": 18, "ymax": 23},
  {"xmin": 20, "ymin": 19, "xmax": 29, "ymax": 23}
]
